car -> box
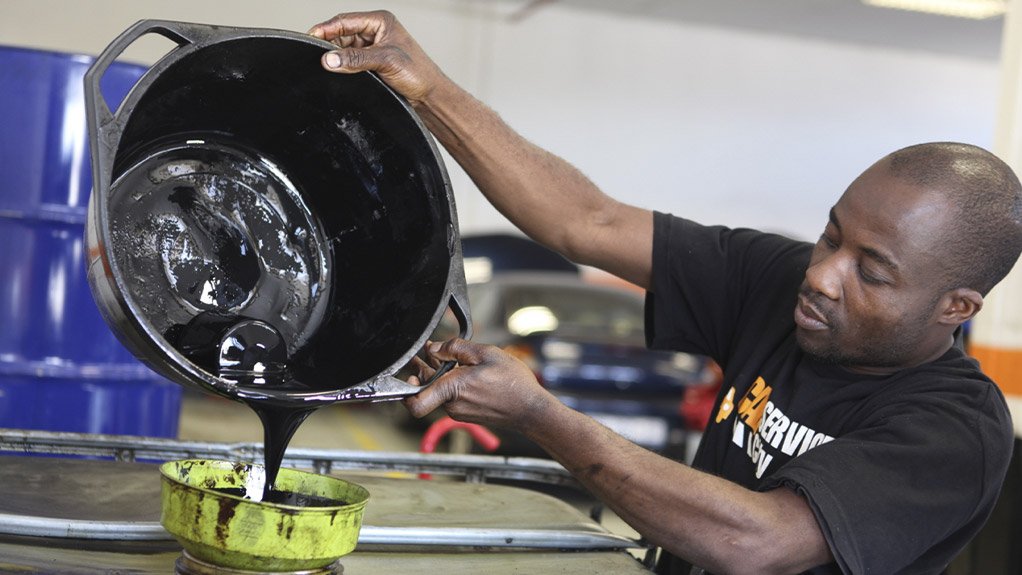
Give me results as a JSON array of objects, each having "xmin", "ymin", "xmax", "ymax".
[{"xmin": 431, "ymin": 270, "xmax": 720, "ymax": 460}]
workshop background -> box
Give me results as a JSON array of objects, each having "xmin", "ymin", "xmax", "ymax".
[
  {"xmin": 0, "ymin": 0, "xmax": 1004, "ymax": 243},
  {"xmin": 2, "ymin": 0, "xmax": 1021, "ymax": 573}
]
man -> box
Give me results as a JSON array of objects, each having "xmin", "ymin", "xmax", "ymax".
[{"xmin": 309, "ymin": 11, "xmax": 1022, "ymax": 574}]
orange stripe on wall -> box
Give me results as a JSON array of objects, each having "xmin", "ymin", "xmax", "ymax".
[{"xmin": 969, "ymin": 344, "xmax": 1022, "ymax": 396}]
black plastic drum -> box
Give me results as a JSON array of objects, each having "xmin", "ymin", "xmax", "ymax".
[{"xmin": 85, "ymin": 20, "xmax": 470, "ymax": 406}]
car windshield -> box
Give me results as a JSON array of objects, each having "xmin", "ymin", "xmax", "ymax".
[{"xmin": 485, "ymin": 283, "xmax": 645, "ymax": 338}]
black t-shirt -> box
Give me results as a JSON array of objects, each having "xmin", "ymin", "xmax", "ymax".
[{"xmin": 645, "ymin": 212, "xmax": 1014, "ymax": 575}]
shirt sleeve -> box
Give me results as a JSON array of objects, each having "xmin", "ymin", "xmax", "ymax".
[
  {"xmin": 759, "ymin": 381, "xmax": 1014, "ymax": 575},
  {"xmin": 645, "ymin": 211, "xmax": 810, "ymax": 366}
]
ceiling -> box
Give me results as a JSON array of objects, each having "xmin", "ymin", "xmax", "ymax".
[{"xmin": 502, "ymin": 0, "xmax": 1004, "ymax": 61}]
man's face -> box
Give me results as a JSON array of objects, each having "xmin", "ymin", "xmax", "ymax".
[{"xmin": 794, "ymin": 161, "xmax": 954, "ymax": 373}]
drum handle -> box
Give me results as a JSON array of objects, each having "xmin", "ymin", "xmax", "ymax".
[
  {"xmin": 83, "ymin": 20, "xmax": 220, "ymax": 201},
  {"xmin": 83, "ymin": 20, "xmax": 203, "ymax": 123}
]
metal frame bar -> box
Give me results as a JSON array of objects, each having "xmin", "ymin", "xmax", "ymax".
[
  {"xmin": 0, "ymin": 511, "xmax": 639, "ymax": 550},
  {"xmin": 0, "ymin": 428, "xmax": 576, "ymax": 485},
  {"xmin": 0, "ymin": 429, "xmax": 648, "ymax": 552}
]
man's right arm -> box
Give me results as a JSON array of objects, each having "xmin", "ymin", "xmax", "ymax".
[{"xmin": 309, "ymin": 11, "xmax": 654, "ymax": 289}]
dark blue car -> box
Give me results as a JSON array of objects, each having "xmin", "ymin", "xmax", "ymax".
[{"xmin": 434, "ymin": 270, "xmax": 718, "ymax": 459}]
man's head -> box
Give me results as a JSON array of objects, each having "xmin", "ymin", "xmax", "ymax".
[{"xmin": 794, "ymin": 142, "xmax": 1022, "ymax": 373}]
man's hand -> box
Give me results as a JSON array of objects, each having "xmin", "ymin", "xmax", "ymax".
[
  {"xmin": 308, "ymin": 10, "xmax": 446, "ymax": 106},
  {"xmin": 403, "ymin": 339, "xmax": 559, "ymax": 432}
]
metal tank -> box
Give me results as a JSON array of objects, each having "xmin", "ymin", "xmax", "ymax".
[{"xmin": 0, "ymin": 45, "xmax": 180, "ymax": 436}]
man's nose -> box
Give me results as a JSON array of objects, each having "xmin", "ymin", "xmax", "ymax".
[{"xmin": 805, "ymin": 253, "xmax": 843, "ymax": 301}]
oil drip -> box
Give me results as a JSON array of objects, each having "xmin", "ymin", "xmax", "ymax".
[
  {"xmin": 213, "ymin": 319, "xmax": 313, "ymax": 500},
  {"xmin": 252, "ymin": 404, "xmax": 316, "ymax": 500},
  {"xmin": 167, "ymin": 314, "xmax": 314, "ymax": 498}
]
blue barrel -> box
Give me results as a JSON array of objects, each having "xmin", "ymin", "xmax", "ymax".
[{"xmin": 0, "ymin": 46, "xmax": 181, "ymax": 437}]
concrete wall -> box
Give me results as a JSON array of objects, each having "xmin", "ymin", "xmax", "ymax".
[{"xmin": 1, "ymin": 0, "xmax": 999, "ymax": 242}]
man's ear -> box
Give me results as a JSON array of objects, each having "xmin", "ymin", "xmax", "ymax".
[{"xmin": 938, "ymin": 288, "xmax": 984, "ymax": 326}]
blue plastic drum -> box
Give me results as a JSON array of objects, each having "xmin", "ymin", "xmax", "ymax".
[{"xmin": 0, "ymin": 46, "xmax": 181, "ymax": 436}]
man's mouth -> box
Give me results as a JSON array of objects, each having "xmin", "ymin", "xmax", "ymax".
[{"xmin": 794, "ymin": 294, "xmax": 830, "ymax": 331}]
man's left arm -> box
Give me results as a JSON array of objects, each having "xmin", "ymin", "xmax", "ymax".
[{"xmin": 405, "ymin": 339, "xmax": 834, "ymax": 575}]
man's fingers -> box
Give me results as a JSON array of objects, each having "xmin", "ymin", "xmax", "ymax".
[
  {"xmin": 426, "ymin": 338, "xmax": 488, "ymax": 366},
  {"xmin": 403, "ymin": 376, "xmax": 455, "ymax": 418},
  {"xmin": 408, "ymin": 355, "xmax": 438, "ymax": 380},
  {"xmin": 320, "ymin": 47, "xmax": 371, "ymax": 73},
  {"xmin": 320, "ymin": 43, "xmax": 414, "ymax": 77},
  {"xmin": 308, "ymin": 10, "xmax": 391, "ymax": 44}
]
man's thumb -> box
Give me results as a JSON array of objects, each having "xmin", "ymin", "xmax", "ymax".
[{"xmin": 320, "ymin": 49, "xmax": 368, "ymax": 72}]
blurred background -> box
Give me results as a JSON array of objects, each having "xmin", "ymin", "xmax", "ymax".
[
  {"xmin": 1, "ymin": 0, "xmax": 1003, "ymax": 243},
  {"xmin": 0, "ymin": 2, "xmax": 1017, "ymax": 571}
]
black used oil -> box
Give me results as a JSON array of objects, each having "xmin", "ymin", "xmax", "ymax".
[
  {"xmin": 109, "ymin": 132, "xmax": 449, "ymax": 501},
  {"xmin": 213, "ymin": 319, "xmax": 314, "ymax": 499},
  {"xmin": 164, "ymin": 314, "xmax": 315, "ymax": 498},
  {"xmin": 110, "ymin": 136, "xmax": 335, "ymax": 500},
  {"xmin": 250, "ymin": 402, "xmax": 316, "ymax": 499},
  {"xmin": 211, "ymin": 486, "xmax": 349, "ymax": 508},
  {"xmin": 109, "ymin": 136, "xmax": 332, "ymax": 366}
]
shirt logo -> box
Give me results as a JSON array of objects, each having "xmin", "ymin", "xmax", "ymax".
[{"xmin": 716, "ymin": 377, "xmax": 834, "ymax": 478}]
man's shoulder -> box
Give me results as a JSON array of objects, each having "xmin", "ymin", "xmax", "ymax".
[
  {"xmin": 881, "ymin": 348, "xmax": 1013, "ymax": 445},
  {"xmin": 653, "ymin": 212, "xmax": 813, "ymax": 291},
  {"xmin": 654, "ymin": 212, "xmax": 812, "ymax": 253},
  {"xmin": 896, "ymin": 345, "xmax": 999, "ymax": 393}
]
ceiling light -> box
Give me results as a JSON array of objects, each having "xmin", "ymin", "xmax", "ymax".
[{"xmin": 862, "ymin": 0, "xmax": 1007, "ymax": 19}]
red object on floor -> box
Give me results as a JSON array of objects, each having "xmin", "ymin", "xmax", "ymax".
[
  {"xmin": 419, "ymin": 416, "xmax": 501, "ymax": 479},
  {"xmin": 680, "ymin": 362, "xmax": 723, "ymax": 432}
]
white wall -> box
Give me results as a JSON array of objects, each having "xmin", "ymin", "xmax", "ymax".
[
  {"xmin": 1, "ymin": 0, "xmax": 999, "ymax": 242},
  {"xmin": 480, "ymin": 7, "xmax": 999, "ymax": 241}
]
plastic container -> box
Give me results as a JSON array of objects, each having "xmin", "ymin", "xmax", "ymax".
[
  {"xmin": 85, "ymin": 21, "xmax": 470, "ymax": 407},
  {"xmin": 0, "ymin": 45, "xmax": 181, "ymax": 437},
  {"xmin": 160, "ymin": 459, "xmax": 369, "ymax": 570}
]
